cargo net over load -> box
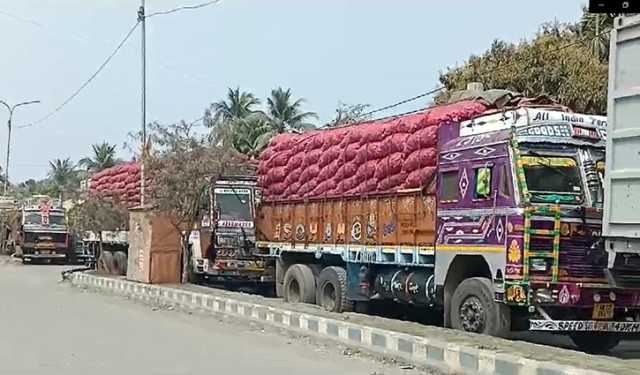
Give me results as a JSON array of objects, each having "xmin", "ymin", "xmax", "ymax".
[
  {"xmin": 89, "ymin": 162, "xmax": 146, "ymax": 208},
  {"xmin": 258, "ymin": 100, "xmax": 489, "ymax": 202}
]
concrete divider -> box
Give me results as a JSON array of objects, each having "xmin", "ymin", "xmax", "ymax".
[{"xmin": 69, "ymin": 272, "xmax": 609, "ymax": 375}]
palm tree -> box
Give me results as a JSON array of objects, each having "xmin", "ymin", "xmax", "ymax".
[
  {"xmin": 78, "ymin": 142, "xmax": 118, "ymax": 173},
  {"xmin": 48, "ymin": 158, "xmax": 77, "ymax": 201},
  {"xmin": 266, "ymin": 87, "xmax": 317, "ymax": 133},
  {"xmin": 579, "ymin": 7, "xmax": 616, "ymax": 62},
  {"xmin": 205, "ymin": 87, "xmax": 261, "ymax": 146},
  {"xmin": 230, "ymin": 113, "xmax": 275, "ymax": 159}
]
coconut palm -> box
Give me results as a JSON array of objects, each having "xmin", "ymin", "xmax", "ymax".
[
  {"xmin": 579, "ymin": 7, "xmax": 616, "ymax": 62},
  {"xmin": 205, "ymin": 87, "xmax": 261, "ymax": 147},
  {"xmin": 230, "ymin": 113, "xmax": 275, "ymax": 159},
  {"xmin": 48, "ymin": 158, "xmax": 77, "ymax": 200},
  {"xmin": 206, "ymin": 87, "xmax": 260, "ymax": 126},
  {"xmin": 266, "ymin": 87, "xmax": 317, "ymax": 133},
  {"xmin": 79, "ymin": 142, "xmax": 118, "ymax": 173}
]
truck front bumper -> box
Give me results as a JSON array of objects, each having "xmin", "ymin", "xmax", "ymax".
[
  {"xmin": 530, "ymin": 319, "xmax": 640, "ymax": 333},
  {"xmin": 23, "ymin": 253, "xmax": 67, "ymax": 259}
]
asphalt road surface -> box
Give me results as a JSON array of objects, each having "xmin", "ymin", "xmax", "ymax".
[{"xmin": 0, "ymin": 260, "xmax": 430, "ymax": 375}]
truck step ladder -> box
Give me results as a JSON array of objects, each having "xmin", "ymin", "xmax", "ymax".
[{"xmin": 522, "ymin": 203, "xmax": 561, "ymax": 282}]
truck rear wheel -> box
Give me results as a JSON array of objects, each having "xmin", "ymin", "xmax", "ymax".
[
  {"xmin": 98, "ymin": 251, "xmax": 116, "ymax": 274},
  {"xmin": 316, "ymin": 266, "xmax": 353, "ymax": 313},
  {"xmin": 570, "ymin": 333, "xmax": 620, "ymax": 354},
  {"xmin": 450, "ymin": 277, "xmax": 510, "ymax": 337},
  {"xmin": 283, "ymin": 264, "xmax": 316, "ymax": 304},
  {"xmin": 113, "ymin": 251, "xmax": 128, "ymax": 276}
]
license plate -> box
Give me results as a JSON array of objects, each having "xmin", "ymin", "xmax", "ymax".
[{"xmin": 592, "ymin": 303, "xmax": 615, "ymax": 320}]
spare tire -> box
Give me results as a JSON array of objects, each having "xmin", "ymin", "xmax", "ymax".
[{"xmin": 283, "ymin": 264, "xmax": 316, "ymax": 304}]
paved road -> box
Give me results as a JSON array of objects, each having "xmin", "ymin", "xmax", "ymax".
[{"xmin": 0, "ymin": 260, "xmax": 429, "ymax": 375}]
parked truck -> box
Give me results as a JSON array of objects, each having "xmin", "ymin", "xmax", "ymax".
[
  {"xmin": 13, "ymin": 195, "xmax": 72, "ymax": 263},
  {"xmin": 191, "ymin": 175, "xmax": 274, "ymax": 292},
  {"xmin": 252, "ymin": 84, "xmax": 640, "ymax": 353},
  {"xmin": 600, "ymin": 14, "xmax": 640, "ymax": 346}
]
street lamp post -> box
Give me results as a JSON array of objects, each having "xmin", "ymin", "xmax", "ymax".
[{"xmin": 0, "ymin": 100, "xmax": 40, "ymax": 195}]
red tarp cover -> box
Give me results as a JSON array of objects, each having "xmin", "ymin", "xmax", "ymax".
[{"xmin": 258, "ymin": 100, "xmax": 488, "ymax": 202}]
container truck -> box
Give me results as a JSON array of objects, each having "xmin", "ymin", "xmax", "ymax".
[
  {"xmin": 601, "ymin": 14, "xmax": 640, "ymax": 345},
  {"xmin": 254, "ymin": 86, "xmax": 640, "ymax": 353}
]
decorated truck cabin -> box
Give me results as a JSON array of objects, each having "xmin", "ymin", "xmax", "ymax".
[{"xmin": 255, "ymin": 89, "xmax": 638, "ymax": 353}]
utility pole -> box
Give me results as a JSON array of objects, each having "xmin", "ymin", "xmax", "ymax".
[
  {"xmin": 0, "ymin": 100, "xmax": 40, "ymax": 195},
  {"xmin": 138, "ymin": 0, "xmax": 147, "ymax": 207}
]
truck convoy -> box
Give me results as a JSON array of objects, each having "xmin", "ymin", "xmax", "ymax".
[{"xmin": 82, "ymin": 15, "xmax": 639, "ymax": 353}]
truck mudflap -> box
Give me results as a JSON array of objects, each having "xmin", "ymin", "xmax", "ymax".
[{"xmin": 530, "ymin": 319, "xmax": 640, "ymax": 333}]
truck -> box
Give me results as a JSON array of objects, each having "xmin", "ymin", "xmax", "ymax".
[
  {"xmin": 601, "ymin": 14, "xmax": 640, "ymax": 344},
  {"xmin": 14, "ymin": 195, "xmax": 72, "ymax": 263},
  {"xmin": 191, "ymin": 175, "xmax": 274, "ymax": 293},
  {"xmin": 252, "ymin": 85, "xmax": 640, "ymax": 353}
]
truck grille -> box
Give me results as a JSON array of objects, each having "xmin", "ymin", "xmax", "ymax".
[{"xmin": 528, "ymin": 222, "xmax": 606, "ymax": 281}]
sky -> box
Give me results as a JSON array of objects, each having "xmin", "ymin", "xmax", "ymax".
[{"xmin": 0, "ymin": 0, "xmax": 587, "ymax": 182}]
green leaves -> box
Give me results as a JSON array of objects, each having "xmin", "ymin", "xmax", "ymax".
[{"xmin": 437, "ymin": 11, "xmax": 609, "ymax": 115}]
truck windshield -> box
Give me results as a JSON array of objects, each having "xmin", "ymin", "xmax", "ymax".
[
  {"xmin": 521, "ymin": 155, "xmax": 583, "ymax": 203},
  {"xmin": 215, "ymin": 189, "xmax": 252, "ymax": 221},
  {"xmin": 24, "ymin": 212, "xmax": 65, "ymax": 225}
]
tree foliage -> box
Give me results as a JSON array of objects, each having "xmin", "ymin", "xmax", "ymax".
[
  {"xmin": 79, "ymin": 142, "xmax": 119, "ymax": 173},
  {"xmin": 328, "ymin": 101, "xmax": 371, "ymax": 127},
  {"xmin": 48, "ymin": 158, "xmax": 79, "ymax": 200},
  {"xmin": 146, "ymin": 121, "xmax": 251, "ymax": 282},
  {"xmin": 266, "ymin": 87, "xmax": 317, "ymax": 133},
  {"xmin": 437, "ymin": 14, "xmax": 610, "ymax": 114},
  {"xmin": 67, "ymin": 197, "xmax": 129, "ymax": 237}
]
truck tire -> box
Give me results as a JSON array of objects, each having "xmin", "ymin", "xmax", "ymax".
[
  {"xmin": 275, "ymin": 258, "xmax": 288, "ymax": 298},
  {"xmin": 113, "ymin": 251, "xmax": 128, "ymax": 276},
  {"xmin": 283, "ymin": 264, "xmax": 316, "ymax": 304},
  {"xmin": 98, "ymin": 251, "xmax": 116, "ymax": 275},
  {"xmin": 570, "ymin": 333, "xmax": 620, "ymax": 354},
  {"xmin": 450, "ymin": 277, "xmax": 510, "ymax": 337},
  {"xmin": 316, "ymin": 266, "xmax": 353, "ymax": 313}
]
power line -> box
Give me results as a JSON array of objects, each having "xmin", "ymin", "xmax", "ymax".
[
  {"xmin": 362, "ymin": 28, "xmax": 613, "ymax": 118},
  {"xmin": 18, "ymin": 21, "xmax": 141, "ymax": 129},
  {"xmin": 146, "ymin": 0, "xmax": 223, "ymax": 18}
]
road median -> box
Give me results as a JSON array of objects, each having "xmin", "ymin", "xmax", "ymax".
[{"xmin": 68, "ymin": 272, "xmax": 614, "ymax": 375}]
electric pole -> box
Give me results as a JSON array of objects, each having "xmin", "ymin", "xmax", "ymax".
[
  {"xmin": 138, "ymin": 0, "xmax": 147, "ymax": 207},
  {"xmin": 0, "ymin": 100, "xmax": 40, "ymax": 195}
]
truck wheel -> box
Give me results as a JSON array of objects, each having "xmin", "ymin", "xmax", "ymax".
[
  {"xmin": 98, "ymin": 251, "xmax": 116, "ymax": 275},
  {"xmin": 450, "ymin": 277, "xmax": 510, "ymax": 337},
  {"xmin": 283, "ymin": 264, "xmax": 316, "ymax": 304},
  {"xmin": 275, "ymin": 258, "xmax": 288, "ymax": 298},
  {"xmin": 570, "ymin": 333, "xmax": 620, "ymax": 354},
  {"xmin": 113, "ymin": 251, "xmax": 128, "ymax": 276},
  {"xmin": 316, "ymin": 266, "xmax": 353, "ymax": 313}
]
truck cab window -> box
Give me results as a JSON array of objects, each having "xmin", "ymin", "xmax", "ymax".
[
  {"xmin": 475, "ymin": 167, "xmax": 492, "ymax": 199},
  {"xmin": 440, "ymin": 171, "xmax": 459, "ymax": 201}
]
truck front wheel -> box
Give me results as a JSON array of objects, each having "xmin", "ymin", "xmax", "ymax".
[
  {"xmin": 450, "ymin": 277, "xmax": 510, "ymax": 337},
  {"xmin": 570, "ymin": 333, "xmax": 620, "ymax": 354},
  {"xmin": 283, "ymin": 264, "xmax": 316, "ymax": 304},
  {"xmin": 316, "ymin": 266, "xmax": 353, "ymax": 313}
]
